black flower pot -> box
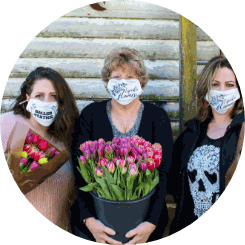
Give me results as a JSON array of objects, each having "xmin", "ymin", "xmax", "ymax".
[{"xmin": 90, "ymin": 188, "xmax": 155, "ymax": 243}]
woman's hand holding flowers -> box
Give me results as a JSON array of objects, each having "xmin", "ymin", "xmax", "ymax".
[
  {"xmin": 124, "ymin": 222, "xmax": 156, "ymax": 244},
  {"xmin": 85, "ymin": 217, "xmax": 123, "ymax": 245}
]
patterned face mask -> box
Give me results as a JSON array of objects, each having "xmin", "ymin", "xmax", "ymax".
[
  {"xmin": 205, "ymin": 88, "xmax": 240, "ymax": 114},
  {"xmin": 107, "ymin": 79, "xmax": 143, "ymax": 105},
  {"xmin": 26, "ymin": 99, "xmax": 58, "ymax": 126}
]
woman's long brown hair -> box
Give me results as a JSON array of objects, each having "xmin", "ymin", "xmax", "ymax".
[{"xmin": 12, "ymin": 67, "xmax": 79, "ymax": 149}]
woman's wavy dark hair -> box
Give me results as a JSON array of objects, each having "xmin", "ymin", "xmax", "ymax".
[
  {"xmin": 196, "ymin": 56, "xmax": 244, "ymax": 122},
  {"xmin": 12, "ymin": 67, "xmax": 79, "ymax": 149}
]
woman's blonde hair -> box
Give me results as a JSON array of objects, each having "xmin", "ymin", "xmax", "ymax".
[
  {"xmin": 101, "ymin": 47, "xmax": 149, "ymax": 88},
  {"xmin": 196, "ymin": 56, "xmax": 243, "ymax": 122}
]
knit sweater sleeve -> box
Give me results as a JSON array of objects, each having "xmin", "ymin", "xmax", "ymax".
[{"xmin": 0, "ymin": 112, "xmax": 19, "ymax": 152}]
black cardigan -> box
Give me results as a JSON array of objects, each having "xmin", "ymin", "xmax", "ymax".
[
  {"xmin": 70, "ymin": 100, "xmax": 173, "ymax": 241},
  {"xmin": 168, "ymin": 112, "xmax": 244, "ymax": 234}
]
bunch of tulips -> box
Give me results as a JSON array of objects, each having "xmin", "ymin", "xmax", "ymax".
[
  {"xmin": 78, "ymin": 135, "xmax": 162, "ymax": 201},
  {"xmin": 19, "ymin": 130, "xmax": 60, "ymax": 173}
]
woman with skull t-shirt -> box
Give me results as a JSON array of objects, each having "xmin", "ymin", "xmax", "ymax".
[{"xmin": 168, "ymin": 56, "xmax": 244, "ymax": 234}]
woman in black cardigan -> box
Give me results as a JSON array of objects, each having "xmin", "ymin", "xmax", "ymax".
[{"xmin": 70, "ymin": 47, "xmax": 173, "ymax": 243}]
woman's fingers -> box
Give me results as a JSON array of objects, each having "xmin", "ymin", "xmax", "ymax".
[
  {"xmin": 105, "ymin": 235, "xmax": 123, "ymax": 245},
  {"xmin": 124, "ymin": 236, "xmax": 139, "ymax": 245},
  {"xmin": 103, "ymin": 226, "xmax": 116, "ymax": 236},
  {"xmin": 125, "ymin": 227, "xmax": 137, "ymax": 238}
]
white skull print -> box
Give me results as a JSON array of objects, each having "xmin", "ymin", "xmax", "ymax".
[{"xmin": 187, "ymin": 145, "xmax": 220, "ymax": 218}]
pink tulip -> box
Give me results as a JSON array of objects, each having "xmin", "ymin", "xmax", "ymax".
[
  {"xmin": 84, "ymin": 149, "xmax": 91, "ymax": 160},
  {"xmin": 114, "ymin": 157, "xmax": 121, "ymax": 167},
  {"xmin": 137, "ymin": 154, "xmax": 143, "ymax": 162},
  {"xmin": 123, "ymin": 148, "xmax": 128, "ymax": 156},
  {"xmin": 27, "ymin": 146, "xmax": 39, "ymax": 158},
  {"xmin": 39, "ymin": 139, "xmax": 49, "ymax": 151},
  {"xmin": 23, "ymin": 144, "xmax": 31, "ymax": 152},
  {"xmin": 26, "ymin": 135, "xmax": 33, "ymax": 144},
  {"xmin": 129, "ymin": 167, "xmax": 138, "ymax": 177},
  {"xmin": 120, "ymin": 148, "xmax": 124, "ymax": 157},
  {"xmin": 93, "ymin": 141, "xmax": 99, "ymax": 149},
  {"xmin": 119, "ymin": 158, "xmax": 127, "ymax": 168},
  {"xmin": 33, "ymin": 151, "xmax": 46, "ymax": 161},
  {"xmin": 49, "ymin": 147, "xmax": 56, "ymax": 157},
  {"xmin": 112, "ymin": 137, "xmax": 120, "ymax": 145},
  {"xmin": 144, "ymin": 141, "xmax": 152, "ymax": 148},
  {"xmin": 91, "ymin": 148, "xmax": 97, "ymax": 159},
  {"xmin": 121, "ymin": 167, "xmax": 127, "ymax": 175},
  {"xmin": 98, "ymin": 146, "xmax": 104, "ymax": 157},
  {"xmin": 147, "ymin": 151, "xmax": 154, "ymax": 159},
  {"xmin": 32, "ymin": 134, "xmax": 40, "ymax": 144},
  {"xmin": 95, "ymin": 166, "xmax": 104, "ymax": 177},
  {"xmin": 128, "ymin": 162, "xmax": 137, "ymax": 169},
  {"xmin": 20, "ymin": 158, "xmax": 28, "ymax": 165},
  {"xmin": 139, "ymin": 162, "xmax": 148, "ymax": 172},
  {"xmin": 79, "ymin": 155, "xmax": 86, "ymax": 165},
  {"xmin": 29, "ymin": 161, "xmax": 40, "ymax": 170},
  {"xmin": 98, "ymin": 158, "xmax": 108, "ymax": 167},
  {"xmin": 98, "ymin": 138, "xmax": 105, "ymax": 145},
  {"xmin": 105, "ymin": 145, "xmax": 113, "ymax": 155},
  {"xmin": 27, "ymin": 129, "xmax": 32, "ymax": 136},
  {"xmin": 80, "ymin": 143, "xmax": 86, "ymax": 152},
  {"xmin": 126, "ymin": 156, "xmax": 135, "ymax": 164},
  {"xmin": 106, "ymin": 161, "xmax": 115, "ymax": 174},
  {"xmin": 147, "ymin": 159, "xmax": 156, "ymax": 171},
  {"xmin": 153, "ymin": 143, "xmax": 162, "ymax": 151},
  {"xmin": 154, "ymin": 155, "xmax": 162, "ymax": 167},
  {"xmin": 54, "ymin": 151, "xmax": 60, "ymax": 157}
]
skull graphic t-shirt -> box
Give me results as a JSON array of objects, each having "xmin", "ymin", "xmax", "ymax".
[{"xmin": 187, "ymin": 135, "xmax": 223, "ymax": 218}]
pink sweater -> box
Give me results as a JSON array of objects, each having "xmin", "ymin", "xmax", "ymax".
[{"xmin": 0, "ymin": 112, "xmax": 76, "ymax": 232}]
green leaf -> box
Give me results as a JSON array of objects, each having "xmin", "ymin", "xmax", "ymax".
[
  {"xmin": 126, "ymin": 176, "xmax": 136, "ymax": 200},
  {"xmin": 79, "ymin": 182, "xmax": 99, "ymax": 192},
  {"xmin": 114, "ymin": 167, "xmax": 118, "ymax": 185},
  {"xmin": 96, "ymin": 187, "xmax": 106, "ymax": 198},
  {"xmin": 145, "ymin": 169, "xmax": 151, "ymax": 176},
  {"xmin": 110, "ymin": 184, "xmax": 124, "ymax": 201},
  {"xmin": 143, "ymin": 183, "xmax": 150, "ymax": 196},
  {"xmin": 20, "ymin": 165, "xmax": 29, "ymax": 173},
  {"xmin": 77, "ymin": 157, "xmax": 91, "ymax": 184},
  {"xmin": 102, "ymin": 165, "xmax": 114, "ymax": 186},
  {"xmin": 131, "ymin": 186, "xmax": 142, "ymax": 200},
  {"xmin": 152, "ymin": 175, "xmax": 159, "ymax": 189},
  {"xmin": 19, "ymin": 163, "xmax": 24, "ymax": 171},
  {"xmin": 96, "ymin": 178, "xmax": 112, "ymax": 200}
]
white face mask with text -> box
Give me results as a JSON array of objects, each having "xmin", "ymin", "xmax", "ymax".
[
  {"xmin": 26, "ymin": 99, "xmax": 58, "ymax": 126},
  {"xmin": 205, "ymin": 88, "xmax": 240, "ymax": 114},
  {"xmin": 107, "ymin": 79, "xmax": 143, "ymax": 105}
]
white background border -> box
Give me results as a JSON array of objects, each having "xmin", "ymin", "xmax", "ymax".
[{"xmin": 0, "ymin": 0, "xmax": 244, "ymax": 244}]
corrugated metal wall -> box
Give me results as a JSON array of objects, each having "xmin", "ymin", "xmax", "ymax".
[{"xmin": 1, "ymin": 0, "xmax": 220, "ymax": 139}]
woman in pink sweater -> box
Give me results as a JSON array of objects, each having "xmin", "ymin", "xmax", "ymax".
[{"xmin": 0, "ymin": 67, "xmax": 79, "ymax": 232}]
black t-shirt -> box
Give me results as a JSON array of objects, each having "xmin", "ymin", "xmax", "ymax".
[{"xmin": 187, "ymin": 134, "xmax": 224, "ymax": 218}]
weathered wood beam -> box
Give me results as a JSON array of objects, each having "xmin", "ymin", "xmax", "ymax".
[{"xmin": 179, "ymin": 16, "xmax": 197, "ymax": 133}]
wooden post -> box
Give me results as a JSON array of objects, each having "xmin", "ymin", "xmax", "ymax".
[{"xmin": 179, "ymin": 16, "xmax": 197, "ymax": 133}]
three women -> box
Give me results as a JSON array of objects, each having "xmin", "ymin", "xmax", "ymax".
[{"xmin": 1, "ymin": 50, "xmax": 243, "ymax": 242}]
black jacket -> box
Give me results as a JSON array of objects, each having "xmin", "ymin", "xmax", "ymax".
[
  {"xmin": 168, "ymin": 112, "xmax": 244, "ymax": 234},
  {"xmin": 70, "ymin": 100, "xmax": 173, "ymax": 241}
]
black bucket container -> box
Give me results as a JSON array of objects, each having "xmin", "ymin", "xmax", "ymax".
[{"xmin": 90, "ymin": 188, "xmax": 155, "ymax": 243}]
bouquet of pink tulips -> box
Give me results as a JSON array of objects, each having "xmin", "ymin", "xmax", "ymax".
[
  {"xmin": 77, "ymin": 136, "xmax": 162, "ymax": 201},
  {"xmin": 19, "ymin": 130, "xmax": 60, "ymax": 174}
]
